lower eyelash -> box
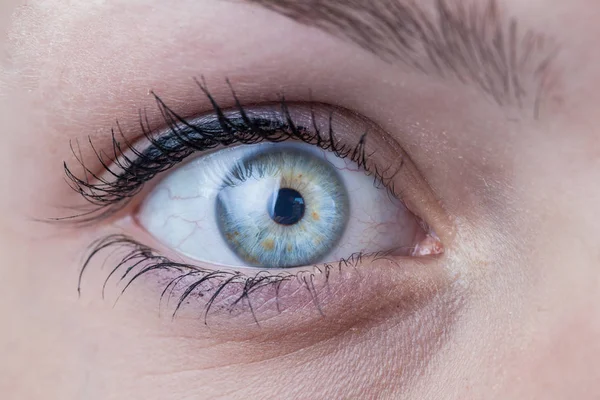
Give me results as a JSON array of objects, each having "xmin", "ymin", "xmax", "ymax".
[{"xmin": 80, "ymin": 234, "xmax": 379, "ymax": 324}]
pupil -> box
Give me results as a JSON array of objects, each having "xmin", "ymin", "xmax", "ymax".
[{"xmin": 268, "ymin": 188, "xmax": 306, "ymax": 226}]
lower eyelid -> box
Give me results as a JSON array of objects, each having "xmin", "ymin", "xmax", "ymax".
[
  {"xmin": 79, "ymin": 229, "xmax": 455, "ymax": 343},
  {"xmin": 71, "ymin": 228, "xmax": 462, "ymax": 398}
]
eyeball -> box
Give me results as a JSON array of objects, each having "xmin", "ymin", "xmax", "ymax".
[
  {"xmin": 137, "ymin": 142, "xmax": 424, "ymax": 268},
  {"xmin": 215, "ymin": 147, "xmax": 349, "ymax": 267}
]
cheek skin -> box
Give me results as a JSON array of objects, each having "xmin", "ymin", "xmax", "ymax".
[
  {"xmin": 96, "ymin": 270, "xmax": 464, "ymax": 399},
  {"xmin": 66, "ymin": 220, "xmax": 465, "ymax": 399}
]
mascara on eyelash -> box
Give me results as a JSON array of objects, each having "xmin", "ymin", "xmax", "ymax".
[
  {"xmin": 60, "ymin": 80, "xmax": 378, "ymax": 223},
  {"xmin": 78, "ymin": 234, "xmax": 385, "ymax": 324}
]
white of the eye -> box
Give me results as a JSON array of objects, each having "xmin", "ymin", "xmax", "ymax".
[{"xmin": 137, "ymin": 142, "xmax": 420, "ymax": 267}]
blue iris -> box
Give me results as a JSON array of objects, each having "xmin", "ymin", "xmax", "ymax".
[{"xmin": 215, "ymin": 146, "xmax": 349, "ymax": 268}]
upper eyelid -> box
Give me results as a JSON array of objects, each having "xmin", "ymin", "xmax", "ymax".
[
  {"xmin": 59, "ymin": 84, "xmax": 393, "ymax": 224},
  {"xmin": 53, "ymin": 86, "xmax": 456, "ymax": 259}
]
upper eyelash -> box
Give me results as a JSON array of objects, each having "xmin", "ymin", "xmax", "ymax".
[{"xmin": 61, "ymin": 79, "xmax": 380, "ymax": 223}]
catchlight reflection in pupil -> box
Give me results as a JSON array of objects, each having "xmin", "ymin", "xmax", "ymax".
[
  {"xmin": 269, "ymin": 188, "xmax": 306, "ymax": 226},
  {"xmin": 215, "ymin": 146, "xmax": 349, "ymax": 268}
]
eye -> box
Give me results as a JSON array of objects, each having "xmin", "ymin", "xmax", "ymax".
[
  {"xmin": 67, "ymin": 84, "xmax": 446, "ymax": 329},
  {"xmin": 137, "ymin": 141, "xmax": 423, "ymax": 268}
]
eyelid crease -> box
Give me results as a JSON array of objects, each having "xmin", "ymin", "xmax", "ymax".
[{"xmin": 57, "ymin": 80, "xmax": 397, "ymax": 224}]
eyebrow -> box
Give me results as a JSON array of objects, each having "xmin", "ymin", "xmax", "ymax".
[{"xmin": 246, "ymin": 0, "xmax": 559, "ymax": 115}]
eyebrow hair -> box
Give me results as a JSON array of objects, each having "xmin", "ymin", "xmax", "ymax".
[{"xmin": 246, "ymin": 0, "xmax": 559, "ymax": 116}]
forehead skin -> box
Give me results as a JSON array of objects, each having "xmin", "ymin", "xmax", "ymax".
[{"xmin": 0, "ymin": 1, "xmax": 599, "ymax": 400}]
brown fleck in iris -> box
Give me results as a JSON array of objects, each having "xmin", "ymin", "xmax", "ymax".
[
  {"xmin": 262, "ymin": 238, "xmax": 275, "ymax": 251},
  {"xmin": 311, "ymin": 211, "xmax": 320, "ymax": 221}
]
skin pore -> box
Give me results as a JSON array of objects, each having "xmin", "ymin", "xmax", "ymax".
[{"xmin": 0, "ymin": 0, "xmax": 599, "ymax": 399}]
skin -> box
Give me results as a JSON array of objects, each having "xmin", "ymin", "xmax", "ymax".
[{"xmin": 0, "ymin": 0, "xmax": 599, "ymax": 399}]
